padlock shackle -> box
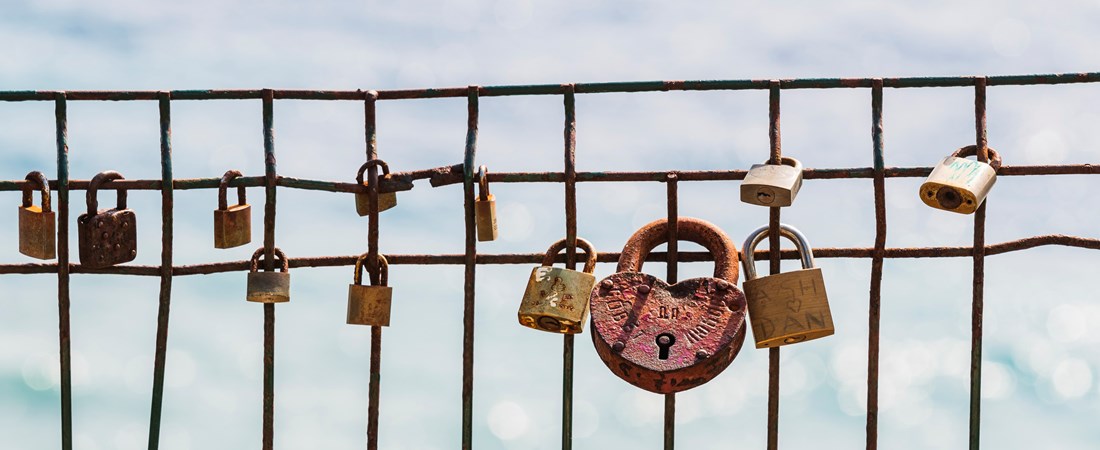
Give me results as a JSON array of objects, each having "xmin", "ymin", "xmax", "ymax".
[
  {"xmin": 218, "ymin": 169, "xmax": 247, "ymax": 210},
  {"xmin": 353, "ymin": 253, "xmax": 389, "ymax": 286},
  {"xmin": 477, "ymin": 165, "xmax": 491, "ymax": 201},
  {"xmin": 541, "ymin": 238, "xmax": 598, "ymax": 274},
  {"xmin": 87, "ymin": 170, "xmax": 126, "ymax": 216},
  {"xmin": 249, "ymin": 247, "xmax": 289, "ymax": 273},
  {"xmin": 759, "ymin": 156, "xmax": 802, "ymax": 170},
  {"xmin": 617, "ymin": 217, "xmax": 739, "ymax": 282},
  {"xmin": 950, "ymin": 145, "xmax": 1002, "ymax": 171},
  {"xmin": 740, "ymin": 223, "xmax": 815, "ymax": 281},
  {"xmin": 22, "ymin": 171, "xmax": 51, "ymax": 212},
  {"xmin": 355, "ymin": 159, "xmax": 391, "ymax": 186}
]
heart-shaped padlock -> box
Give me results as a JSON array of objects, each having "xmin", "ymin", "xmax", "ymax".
[{"xmin": 590, "ymin": 217, "xmax": 748, "ymax": 394}]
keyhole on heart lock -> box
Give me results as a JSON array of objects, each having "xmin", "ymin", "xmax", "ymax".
[{"xmin": 656, "ymin": 333, "xmax": 676, "ymax": 360}]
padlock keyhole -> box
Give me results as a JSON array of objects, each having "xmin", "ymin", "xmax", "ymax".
[{"xmin": 656, "ymin": 333, "xmax": 676, "ymax": 360}]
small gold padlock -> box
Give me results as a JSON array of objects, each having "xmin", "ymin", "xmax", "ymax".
[
  {"xmin": 475, "ymin": 165, "xmax": 498, "ymax": 242},
  {"xmin": 17, "ymin": 171, "xmax": 56, "ymax": 260},
  {"xmin": 741, "ymin": 224, "xmax": 833, "ymax": 348},
  {"xmin": 919, "ymin": 145, "xmax": 1000, "ymax": 215},
  {"xmin": 355, "ymin": 159, "xmax": 397, "ymax": 216},
  {"xmin": 518, "ymin": 238, "xmax": 598, "ymax": 334},
  {"xmin": 246, "ymin": 247, "xmax": 290, "ymax": 303},
  {"xmin": 740, "ymin": 156, "xmax": 803, "ymax": 207},
  {"xmin": 213, "ymin": 169, "xmax": 251, "ymax": 249},
  {"xmin": 347, "ymin": 253, "xmax": 393, "ymax": 326}
]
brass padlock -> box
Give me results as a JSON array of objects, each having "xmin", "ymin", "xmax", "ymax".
[
  {"xmin": 741, "ymin": 223, "xmax": 833, "ymax": 348},
  {"xmin": 518, "ymin": 238, "xmax": 598, "ymax": 334},
  {"xmin": 246, "ymin": 247, "xmax": 290, "ymax": 303},
  {"xmin": 18, "ymin": 171, "xmax": 56, "ymax": 260},
  {"xmin": 475, "ymin": 165, "xmax": 498, "ymax": 242},
  {"xmin": 347, "ymin": 253, "xmax": 393, "ymax": 326},
  {"xmin": 919, "ymin": 145, "xmax": 1001, "ymax": 215},
  {"xmin": 214, "ymin": 169, "xmax": 252, "ymax": 249},
  {"xmin": 740, "ymin": 156, "xmax": 803, "ymax": 207},
  {"xmin": 77, "ymin": 171, "xmax": 137, "ymax": 268},
  {"xmin": 355, "ymin": 159, "xmax": 397, "ymax": 216}
]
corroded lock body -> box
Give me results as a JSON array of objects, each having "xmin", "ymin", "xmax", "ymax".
[
  {"xmin": 77, "ymin": 171, "xmax": 136, "ymax": 268},
  {"xmin": 18, "ymin": 171, "xmax": 56, "ymax": 260},
  {"xmin": 246, "ymin": 247, "xmax": 290, "ymax": 303},
  {"xmin": 741, "ymin": 156, "xmax": 803, "ymax": 207},
  {"xmin": 518, "ymin": 238, "xmax": 598, "ymax": 334},
  {"xmin": 741, "ymin": 224, "xmax": 833, "ymax": 348},
  {"xmin": 355, "ymin": 159, "xmax": 397, "ymax": 216},
  {"xmin": 347, "ymin": 253, "xmax": 393, "ymax": 326},
  {"xmin": 590, "ymin": 217, "xmax": 748, "ymax": 394},
  {"xmin": 475, "ymin": 165, "xmax": 498, "ymax": 242},
  {"xmin": 214, "ymin": 170, "xmax": 251, "ymax": 249},
  {"xmin": 920, "ymin": 145, "xmax": 1000, "ymax": 215}
]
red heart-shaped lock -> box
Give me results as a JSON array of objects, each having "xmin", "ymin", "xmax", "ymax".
[{"xmin": 590, "ymin": 217, "xmax": 748, "ymax": 394}]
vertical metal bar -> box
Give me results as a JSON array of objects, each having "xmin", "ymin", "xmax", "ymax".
[
  {"xmin": 147, "ymin": 92, "xmax": 174, "ymax": 450},
  {"xmin": 969, "ymin": 77, "xmax": 988, "ymax": 450},
  {"xmin": 54, "ymin": 93, "xmax": 73, "ymax": 450},
  {"xmin": 766, "ymin": 80, "xmax": 782, "ymax": 450},
  {"xmin": 866, "ymin": 80, "xmax": 886, "ymax": 450},
  {"xmin": 261, "ymin": 88, "xmax": 277, "ymax": 450},
  {"xmin": 461, "ymin": 85, "xmax": 480, "ymax": 450},
  {"xmin": 561, "ymin": 84, "xmax": 577, "ymax": 450},
  {"xmin": 364, "ymin": 90, "xmax": 382, "ymax": 450},
  {"xmin": 663, "ymin": 173, "xmax": 678, "ymax": 450}
]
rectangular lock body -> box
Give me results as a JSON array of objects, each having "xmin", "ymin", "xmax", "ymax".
[
  {"xmin": 743, "ymin": 267, "xmax": 833, "ymax": 348},
  {"xmin": 18, "ymin": 205, "xmax": 56, "ymax": 260},
  {"xmin": 77, "ymin": 209, "xmax": 137, "ymax": 268},
  {"xmin": 920, "ymin": 157, "xmax": 997, "ymax": 214},
  {"xmin": 740, "ymin": 163, "xmax": 803, "ymax": 207},
  {"xmin": 475, "ymin": 194, "xmax": 498, "ymax": 242},
  {"xmin": 247, "ymin": 271, "xmax": 291, "ymax": 303},
  {"xmin": 355, "ymin": 191, "xmax": 397, "ymax": 216},
  {"xmin": 214, "ymin": 204, "xmax": 252, "ymax": 249},
  {"xmin": 518, "ymin": 266, "xmax": 596, "ymax": 334},
  {"xmin": 347, "ymin": 284, "xmax": 393, "ymax": 326}
]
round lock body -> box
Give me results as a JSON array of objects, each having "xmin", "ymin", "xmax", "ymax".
[{"xmin": 518, "ymin": 238, "xmax": 598, "ymax": 334}]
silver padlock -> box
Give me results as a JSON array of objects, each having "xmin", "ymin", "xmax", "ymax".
[
  {"xmin": 740, "ymin": 156, "xmax": 803, "ymax": 207},
  {"xmin": 919, "ymin": 145, "xmax": 1000, "ymax": 215}
]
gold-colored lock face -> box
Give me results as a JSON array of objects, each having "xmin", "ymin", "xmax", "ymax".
[
  {"xmin": 475, "ymin": 166, "xmax": 498, "ymax": 242},
  {"xmin": 920, "ymin": 146, "xmax": 1000, "ymax": 215},
  {"xmin": 77, "ymin": 171, "xmax": 137, "ymax": 269},
  {"xmin": 355, "ymin": 159, "xmax": 397, "ymax": 216},
  {"xmin": 740, "ymin": 157, "xmax": 803, "ymax": 207},
  {"xmin": 18, "ymin": 171, "xmax": 56, "ymax": 260},
  {"xmin": 518, "ymin": 238, "xmax": 598, "ymax": 334},
  {"xmin": 347, "ymin": 253, "xmax": 393, "ymax": 326},
  {"xmin": 246, "ymin": 248, "xmax": 290, "ymax": 303},
  {"xmin": 214, "ymin": 170, "xmax": 252, "ymax": 249},
  {"xmin": 741, "ymin": 223, "xmax": 834, "ymax": 349}
]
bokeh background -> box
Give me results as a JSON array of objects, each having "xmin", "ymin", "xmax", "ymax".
[{"xmin": 1, "ymin": 1, "xmax": 1099, "ymax": 449}]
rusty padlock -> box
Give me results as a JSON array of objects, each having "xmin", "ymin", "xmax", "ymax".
[
  {"xmin": 213, "ymin": 170, "xmax": 252, "ymax": 249},
  {"xmin": 589, "ymin": 217, "xmax": 748, "ymax": 394},
  {"xmin": 919, "ymin": 145, "xmax": 1001, "ymax": 215},
  {"xmin": 355, "ymin": 159, "xmax": 397, "ymax": 216},
  {"xmin": 77, "ymin": 171, "xmax": 137, "ymax": 268},
  {"xmin": 246, "ymin": 247, "xmax": 290, "ymax": 303},
  {"xmin": 741, "ymin": 223, "xmax": 834, "ymax": 348},
  {"xmin": 475, "ymin": 165, "xmax": 498, "ymax": 242},
  {"xmin": 518, "ymin": 238, "xmax": 598, "ymax": 334},
  {"xmin": 347, "ymin": 253, "xmax": 393, "ymax": 326},
  {"xmin": 17, "ymin": 171, "xmax": 56, "ymax": 260},
  {"xmin": 740, "ymin": 156, "xmax": 803, "ymax": 207}
]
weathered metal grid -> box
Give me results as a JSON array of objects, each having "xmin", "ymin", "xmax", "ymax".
[{"xmin": 1, "ymin": 73, "xmax": 1099, "ymax": 450}]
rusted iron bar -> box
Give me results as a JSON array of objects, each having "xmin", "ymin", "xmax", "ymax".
[
  {"xmin": 866, "ymin": 79, "xmax": 886, "ymax": 450},
  {"xmin": 664, "ymin": 172, "xmax": 679, "ymax": 450},
  {"xmin": 766, "ymin": 80, "xmax": 782, "ymax": 450},
  {"xmin": 365, "ymin": 90, "xmax": 383, "ymax": 450},
  {"xmin": 461, "ymin": 86, "xmax": 479, "ymax": 450},
  {"xmin": 562, "ymin": 85, "xmax": 578, "ymax": 450},
  {"xmin": 969, "ymin": 78, "xmax": 988, "ymax": 450},
  {"xmin": 146, "ymin": 93, "xmax": 174, "ymax": 450},
  {"xmin": 261, "ymin": 89, "xmax": 277, "ymax": 450},
  {"xmin": 54, "ymin": 93, "xmax": 73, "ymax": 450}
]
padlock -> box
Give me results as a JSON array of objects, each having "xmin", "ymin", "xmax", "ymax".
[
  {"xmin": 17, "ymin": 171, "xmax": 56, "ymax": 260},
  {"xmin": 919, "ymin": 145, "xmax": 1001, "ymax": 215},
  {"xmin": 77, "ymin": 171, "xmax": 137, "ymax": 268},
  {"xmin": 740, "ymin": 156, "xmax": 803, "ymax": 207},
  {"xmin": 246, "ymin": 247, "xmax": 291, "ymax": 303},
  {"xmin": 475, "ymin": 165, "xmax": 498, "ymax": 242},
  {"xmin": 347, "ymin": 253, "xmax": 393, "ymax": 326},
  {"xmin": 741, "ymin": 223, "xmax": 833, "ymax": 348},
  {"xmin": 213, "ymin": 169, "xmax": 252, "ymax": 249},
  {"xmin": 589, "ymin": 217, "xmax": 748, "ymax": 394},
  {"xmin": 355, "ymin": 159, "xmax": 397, "ymax": 216},
  {"xmin": 518, "ymin": 238, "xmax": 598, "ymax": 334}
]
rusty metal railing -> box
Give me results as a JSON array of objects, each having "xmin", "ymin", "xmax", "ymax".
[{"xmin": 2, "ymin": 72, "xmax": 1100, "ymax": 450}]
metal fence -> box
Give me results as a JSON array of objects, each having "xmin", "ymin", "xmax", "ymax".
[{"xmin": 2, "ymin": 72, "xmax": 1100, "ymax": 450}]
